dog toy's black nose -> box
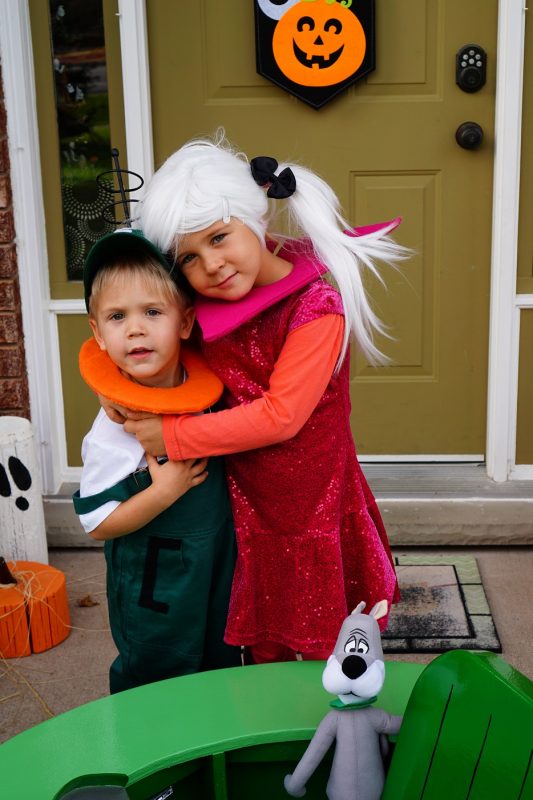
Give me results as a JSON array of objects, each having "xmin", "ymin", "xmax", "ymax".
[{"xmin": 342, "ymin": 655, "xmax": 366, "ymax": 680}]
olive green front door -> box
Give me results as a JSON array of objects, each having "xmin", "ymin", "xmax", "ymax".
[
  {"xmin": 31, "ymin": 0, "xmax": 498, "ymax": 465},
  {"xmin": 147, "ymin": 0, "xmax": 497, "ymax": 456}
]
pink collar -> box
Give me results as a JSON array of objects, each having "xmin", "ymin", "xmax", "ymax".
[{"xmin": 194, "ymin": 219, "xmax": 401, "ymax": 342}]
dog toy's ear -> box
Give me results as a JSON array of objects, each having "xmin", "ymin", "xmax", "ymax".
[
  {"xmin": 369, "ymin": 600, "xmax": 388, "ymax": 621},
  {"xmin": 351, "ymin": 601, "xmax": 366, "ymax": 615}
]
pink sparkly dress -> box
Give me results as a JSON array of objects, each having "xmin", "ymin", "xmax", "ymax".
[{"xmin": 200, "ymin": 275, "xmax": 399, "ymax": 652}]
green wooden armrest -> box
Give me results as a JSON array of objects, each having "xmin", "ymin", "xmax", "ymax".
[{"xmin": 382, "ymin": 650, "xmax": 533, "ymax": 800}]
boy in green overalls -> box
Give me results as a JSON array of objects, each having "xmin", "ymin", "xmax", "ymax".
[{"xmin": 73, "ymin": 229, "xmax": 240, "ymax": 693}]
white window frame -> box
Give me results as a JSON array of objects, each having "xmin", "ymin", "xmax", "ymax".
[{"xmin": 486, "ymin": 0, "xmax": 530, "ymax": 480}]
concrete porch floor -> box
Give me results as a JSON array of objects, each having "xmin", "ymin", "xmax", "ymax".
[
  {"xmin": 1, "ymin": 545, "xmax": 532, "ymax": 745},
  {"xmin": 45, "ymin": 465, "xmax": 533, "ymax": 547}
]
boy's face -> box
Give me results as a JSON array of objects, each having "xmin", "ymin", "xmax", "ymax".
[{"xmin": 89, "ymin": 273, "xmax": 194, "ymax": 388}]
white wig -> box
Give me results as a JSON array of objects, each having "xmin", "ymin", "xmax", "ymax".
[
  {"xmin": 139, "ymin": 132, "xmax": 408, "ymax": 366},
  {"xmin": 140, "ymin": 134, "xmax": 269, "ymax": 251}
]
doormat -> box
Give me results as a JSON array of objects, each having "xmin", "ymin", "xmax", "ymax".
[{"xmin": 382, "ymin": 554, "xmax": 501, "ymax": 653}]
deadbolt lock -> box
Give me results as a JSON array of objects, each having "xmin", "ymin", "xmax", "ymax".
[{"xmin": 456, "ymin": 44, "xmax": 487, "ymax": 93}]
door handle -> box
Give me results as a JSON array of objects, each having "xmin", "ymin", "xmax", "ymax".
[{"xmin": 455, "ymin": 122, "xmax": 483, "ymax": 150}]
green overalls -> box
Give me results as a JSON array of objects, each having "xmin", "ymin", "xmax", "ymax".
[{"xmin": 73, "ymin": 457, "xmax": 240, "ymax": 693}]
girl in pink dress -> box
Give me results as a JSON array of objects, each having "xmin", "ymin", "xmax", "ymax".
[{"xmin": 121, "ymin": 134, "xmax": 407, "ymax": 663}]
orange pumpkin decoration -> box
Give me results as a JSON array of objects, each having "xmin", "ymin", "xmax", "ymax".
[
  {"xmin": 272, "ymin": 0, "xmax": 367, "ymax": 87},
  {"xmin": 0, "ymin": 561, "xmax": 70, "ymax": 658}
]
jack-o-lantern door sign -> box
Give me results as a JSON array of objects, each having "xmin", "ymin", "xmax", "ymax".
[{"xmin": 255, "ymin": 0, "xmax": 375, "ymax": 109}]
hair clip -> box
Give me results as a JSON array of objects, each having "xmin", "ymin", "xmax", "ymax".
[
  {"xmin": 221, "ymin": 197, "xmax": 231, "ymax": 224},
  {"xmin": 96, "ymin": 148, "xmax": 144, "ymax": 226}
]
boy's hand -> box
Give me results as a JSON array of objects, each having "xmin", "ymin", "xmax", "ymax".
[
  {"xmin": 97, "ymin": 393, "xmax": 130, "ymax": 424},
  {"xmin": 124, "ymin": 415, "xmax": 166, "ymax": 456},
  {"xmin": 90, "ymin": 454, "xmax": 209, "ymax": 541},
  {"xmin": 146, "ymin": 454, "xmax": 208, "ymax": 505}
]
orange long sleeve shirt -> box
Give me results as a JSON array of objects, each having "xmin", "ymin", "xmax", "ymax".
[{"xmin": 163, "ymin": 314, "xmax": 344, "ymax": 460}]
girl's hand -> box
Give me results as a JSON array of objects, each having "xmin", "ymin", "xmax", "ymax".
[
  {"xmin": 97, "ymin": 393, "xmax": 131, "ymax": 424},
  {"xmin": 124, "ymin": 414, "xmax": 166, "ymax": 456},
  {"xmin": 146, "ymin": 453, "xmax": 208, "ymax": 505}
]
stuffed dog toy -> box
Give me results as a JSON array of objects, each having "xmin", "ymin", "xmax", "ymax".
[{"xmin": 284, "ymin": 600, "xmax": 402, "ymax": 800}]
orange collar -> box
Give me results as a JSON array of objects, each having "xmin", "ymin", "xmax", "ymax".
[{"xmin": 79, "ymin": 337, "xmax": 223, "ymax": 414}]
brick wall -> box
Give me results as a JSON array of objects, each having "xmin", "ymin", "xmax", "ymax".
[{"xmin": 0, "ymin": 62, "xmax": 30, "ymax": 419}]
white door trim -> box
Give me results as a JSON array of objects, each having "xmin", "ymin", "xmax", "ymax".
[
  {"xmin": 0, "ymin": 0, "xmax": 62, "ymax": 493},
  {"xmin": 0, "ymin": 0, "xmax": 528, "ymax": 490},
  {"xmin": 117, "ymin": 0, "xmax": 154, "ymax": 193},
  {"xmin": 486, "ymin": 0, "xmax": 528, "ymax": 481}
]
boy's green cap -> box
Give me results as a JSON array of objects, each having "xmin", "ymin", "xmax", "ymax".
[{"xmin": 84, "ymin": 228, "xmax": 175, "ymax": 311}]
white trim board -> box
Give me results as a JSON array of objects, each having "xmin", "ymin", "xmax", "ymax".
[
  {"xmin": 0, "ymin": 0, "xmax": 62, "ymax": 493},
  {"xmin": 510, "ymin": 465, "xmax": 533, "ymax": 480},
  {"xmin": 117, "ymin": 0, "xmax": 154, "ymax": 192},
  {"xmin": 48, "ymin": 299, "xmax": 87, "ymax": 314},
  {"xmin": 516, "ymin": 295, "xmax": 533, "ymax": 308},
  {"xmin": 486, "ymin": 0, "xmax": 528, "ymax": 481},
  {"xmin": 360, "ymin": 455, "xmax": 485, "ymax": 463}
]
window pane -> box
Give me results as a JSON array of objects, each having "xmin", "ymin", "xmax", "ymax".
[{"xmin": 49, "ymin": 0, "xmax": 115, "ymax": 280}]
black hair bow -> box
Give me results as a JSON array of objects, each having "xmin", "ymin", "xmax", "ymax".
[{"xmin": 250, "ymin": 156, "xmax": 296, "ymax": 199}]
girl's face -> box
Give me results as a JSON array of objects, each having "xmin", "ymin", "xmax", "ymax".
[
  {"xmin": 89, "ymin": 273, "xmax": 194, "ymax": 388},
  {"xmin": 176, "ymin": 219, "xmax": 291, "ymax": 300}
]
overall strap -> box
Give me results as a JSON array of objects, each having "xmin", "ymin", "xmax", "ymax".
[{"xmin": 72, "ymin": 469, "xmax": 152, "ymax": 515}]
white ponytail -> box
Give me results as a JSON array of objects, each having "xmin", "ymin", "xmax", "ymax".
[{"xmin": 280, "ymin": 162, "xmax": 408, "ymax": 365}]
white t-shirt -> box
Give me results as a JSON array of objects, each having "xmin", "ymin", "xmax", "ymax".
[{"xmin": 78, "ymin": 409, "xmax": 146, "ymax": 533}]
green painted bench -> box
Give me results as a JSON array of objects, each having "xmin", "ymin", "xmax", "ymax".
[
  {"xmin": 0, "ymin": 660, "xmax": 420, "ymax": 799},
  {"xmin": 0, "ymin": 652, "xmax": 531, "ymax": 799}
]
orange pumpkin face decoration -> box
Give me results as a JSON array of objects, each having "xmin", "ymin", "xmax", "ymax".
[{"xmin": 272, "ymin": 0, "xmax": 367, "ymax": 87}]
